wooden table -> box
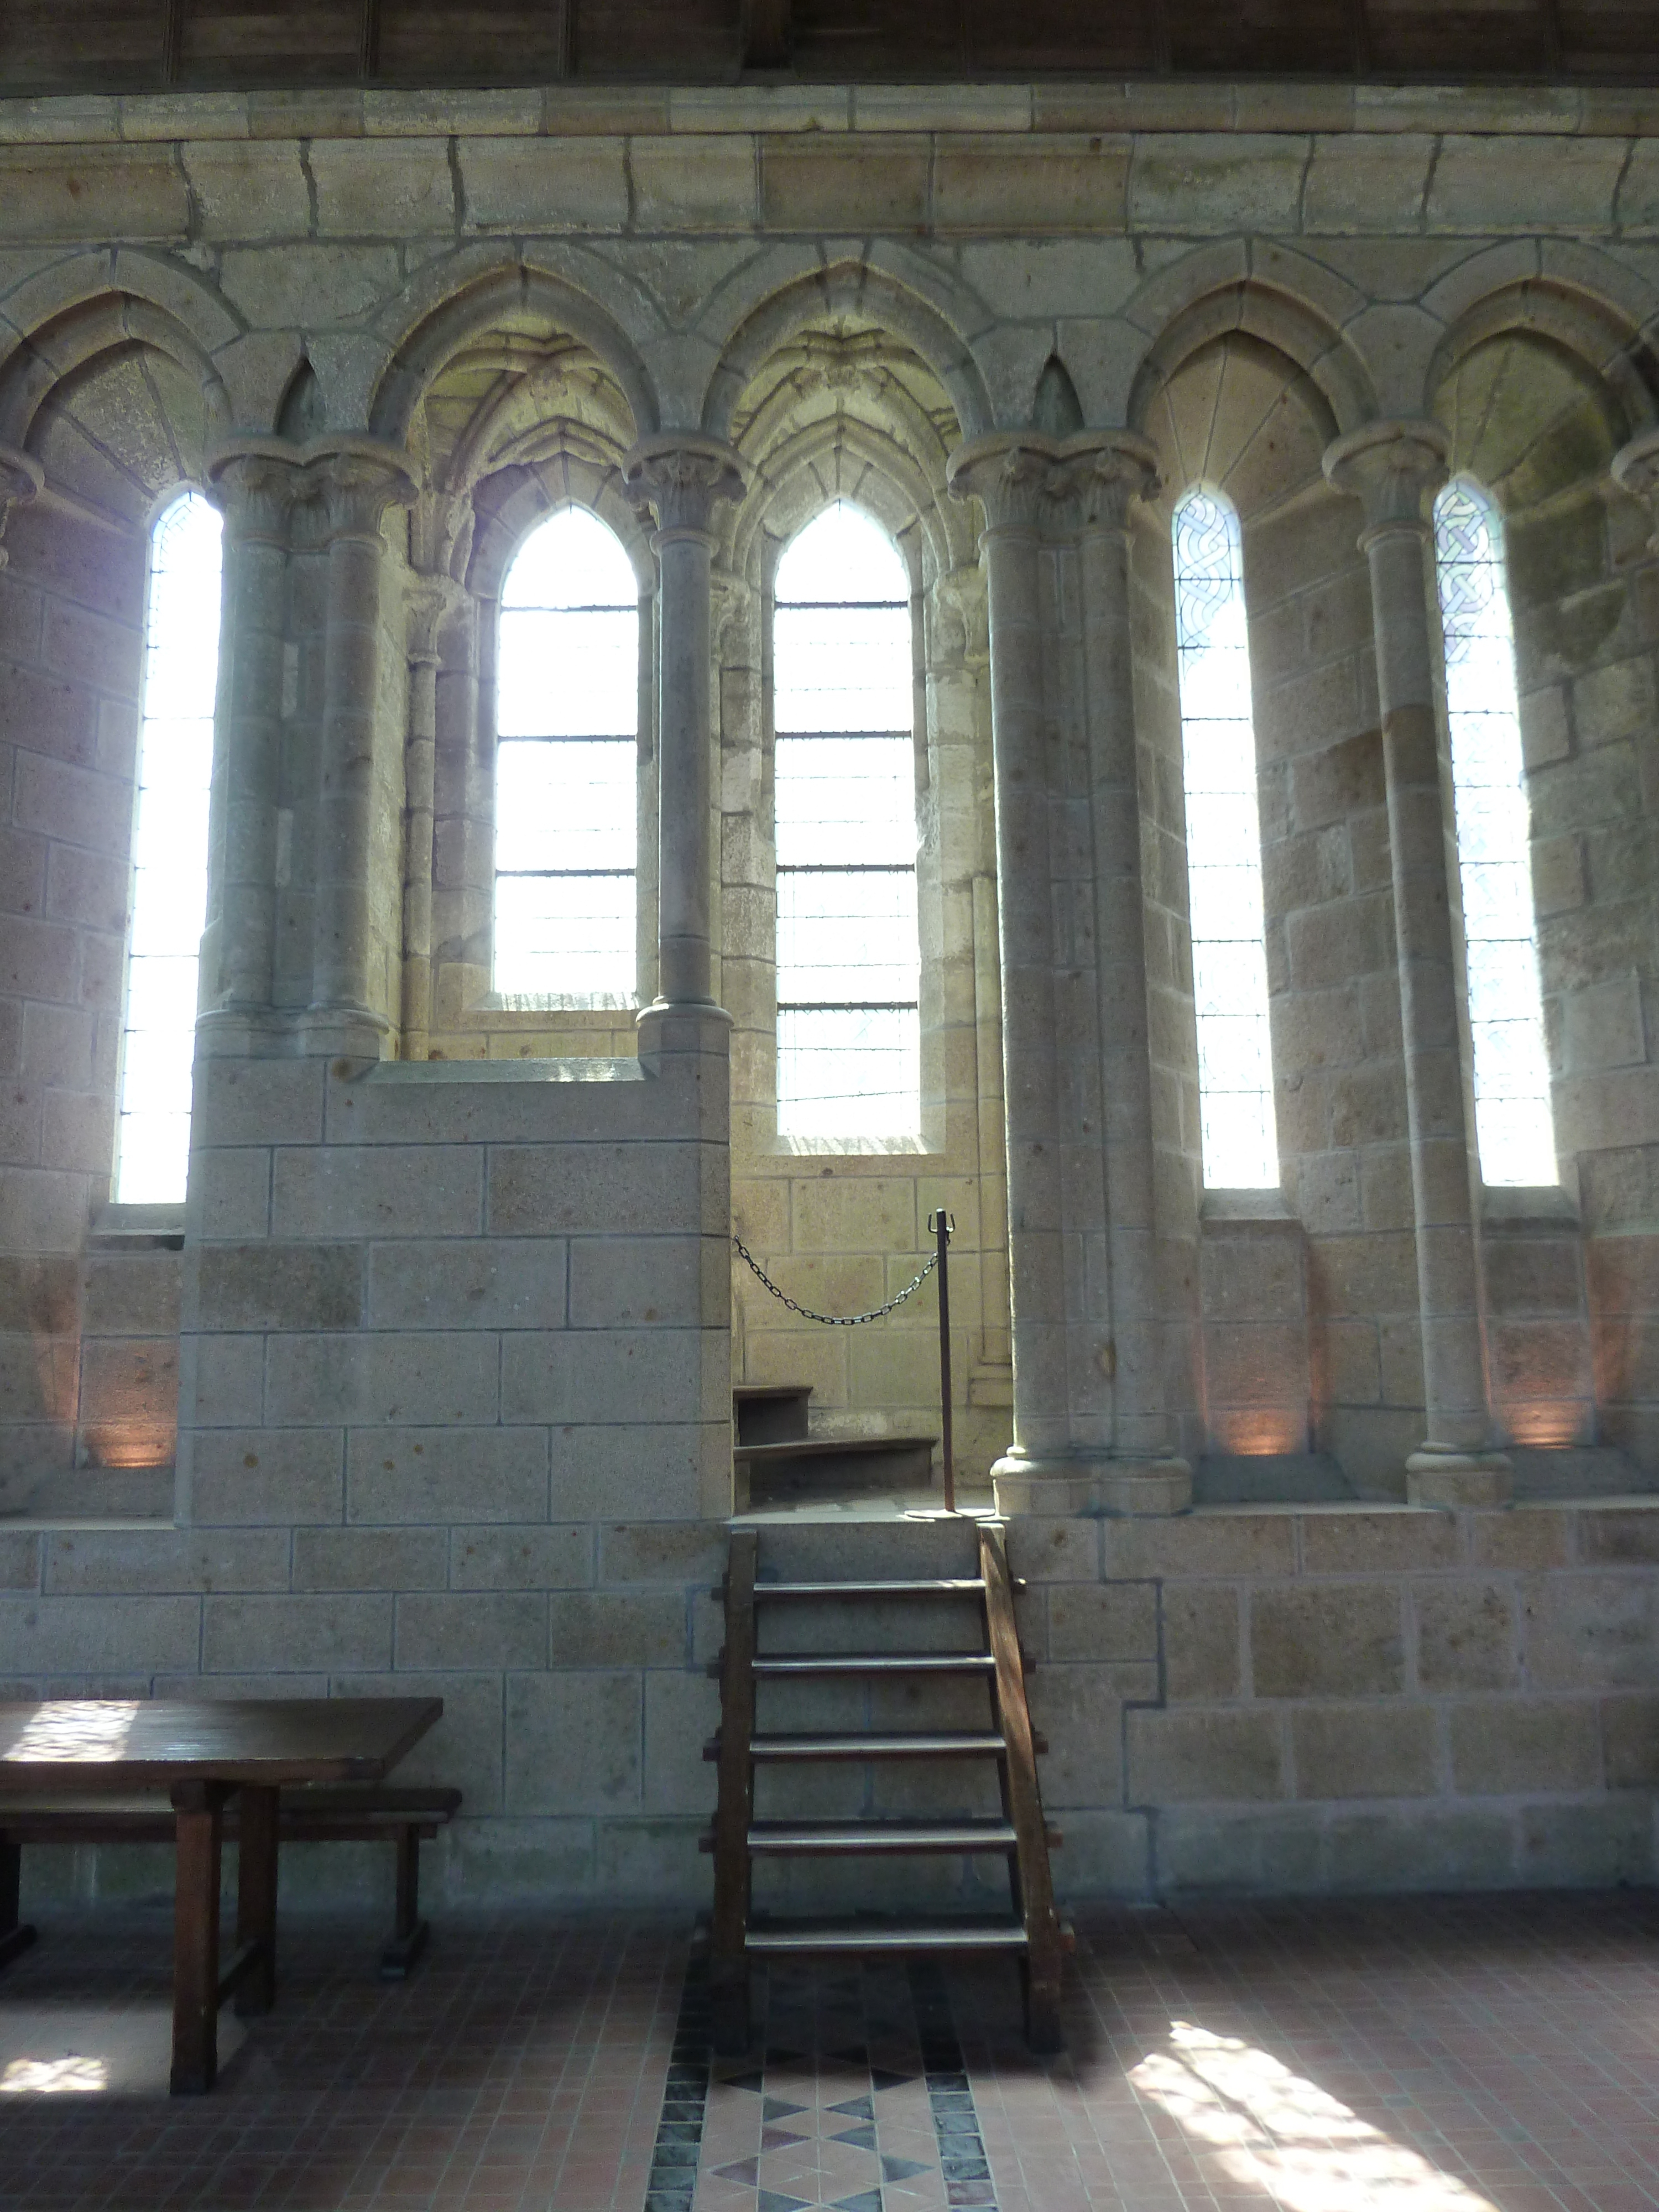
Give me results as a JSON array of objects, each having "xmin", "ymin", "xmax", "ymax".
[{"xmin": 0, "ymin": 1697, "xmax": 441, "ymax": 2093}]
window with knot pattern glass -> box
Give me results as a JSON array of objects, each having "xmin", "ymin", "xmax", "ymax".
[
  {"xmin": 114, "ymin": 491, "xmax": 223, "ymax": 1203},
  {"xmin": 1172, "ymin": 487, "xmax": 1280, "ymax": 1189},
  {"xmin": 773, "ymin": 503, "xmax": 920, "ymax": 1138},
  {"xmin": 494, "ymin": 508, "xmax": 638, "ymax": 1001},
  {"xmin": 1432, "ymin": 478, "xmax": 1557, "ymax": 1186}
]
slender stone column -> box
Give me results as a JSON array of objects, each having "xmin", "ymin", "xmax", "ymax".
[
  {"xmin": 202, "ymin": 445, "xmax": 298, "ymax": 1017},
  {"xmin": 0, "ymin": 444, "xmax": 43, "ymax": 569},
  {"xmin": 1324, "ymin": 420, "xmax": 1510, "ymax": 1507},
  {"xmin": 400, "ymin": 574, "xmax": 463, "ymax": 1061},
  {"xmin": 622, "ymin": 435, "xmax": 748, "ymax": 1013},
  {"xmin": 1070, "ymin": 434, "xmax": 1192, "ymax": 1493},
  {"xmin": 1611, "ymin": 427, "xmax": 1659, "ymax": 549},
  {"xmin": 302, "ymin": 442, "xmax": 418, "ymax": 1033},
  {"xmin": 948, "ymin": 438, "xmax": 1072, "ymax": 1486}
]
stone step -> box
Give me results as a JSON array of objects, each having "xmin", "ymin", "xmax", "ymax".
[
  {"xmin": 734, "ymin": 1432, "xmax": 936, "ymax": 1506},
  {"xmin": 732, "ymin": 1383, "xmax": 812, "ymax": 1447}
]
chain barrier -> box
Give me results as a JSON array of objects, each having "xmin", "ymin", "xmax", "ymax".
[{"xmin": 731, "ymin": 1233, "xmax": 939, "ymax": 1327}]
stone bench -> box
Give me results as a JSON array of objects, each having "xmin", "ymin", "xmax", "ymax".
[{"xmin": 0, "ymin": 1785, "xmax": 461, "ymax": 1979}]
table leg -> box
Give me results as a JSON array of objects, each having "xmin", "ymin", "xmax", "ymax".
[
  {"xmin": 170, "ymin": 1781, "xmax": 229, "ymax": 2095},
  {"xmin": 0, "ymin": 1837, "xmax": 38, "ymax": 1971},
  {"xmin": 234, "ymin": 1784, "xmax": 279, "ymax": 2016}
]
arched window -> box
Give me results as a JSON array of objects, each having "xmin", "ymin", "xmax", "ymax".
[
  {"xmin": 773, "ymin": 503, "xmax": 920, "ymax": 1138},
  {"xmin": 114, "ymin": 491, "xmax": 222, "ymax": 1204},
  {"xmin": 494, "ymin": 507, "xmax": 638, "ymax": 1000},
  {"xmin": 1172, "ymin": 487, "xmax": 1279, "ymax": 1189},
  {"xmin": 1433, "ymin": 479, "xmax": 1556, "ymax": 1186}
]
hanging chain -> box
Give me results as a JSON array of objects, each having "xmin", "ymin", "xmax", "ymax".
[{"xmin": 731, "ymin": 1233, "xmax": 939, "ymax": 1326}]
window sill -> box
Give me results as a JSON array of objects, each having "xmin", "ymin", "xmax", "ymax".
[
  {"xmin": 770, "ymin": 1132, "xmax": 935, "ymax": 1159},
  {"xmin": 88, "ymin": 1202, "xmax": 185, "ymax": 1250},
  {"xmin": 481, "ymin": 993, "xmax": 641, "ymax": 1015},
  {"xmin": 1201, "ymin": 1187, "xmax": 1297, "ymax": 1224},
  {"xmin": 1481, "ymin": 1183, "xmax": 1579, "ymax": 1230}
]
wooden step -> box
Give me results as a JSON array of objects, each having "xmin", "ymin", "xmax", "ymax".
[
  {"xmin": 750, "ymin": 1651, "xmax": 997, "ymax": 1677},
  {"xmin": 749, "ymin": 1819, "xmax": 1047, "ymax": 1854},
  {"xmin": 744, "ymin": 1918, "xmax": 1028, "ymax": 1955},
  {"xmin": 751, "ymin": 1577, "xmax": 992, "ymax": 1599},
  {"xmin": 721, "ymin": 1730, "xmax": 1009, "ymax": 1761}
]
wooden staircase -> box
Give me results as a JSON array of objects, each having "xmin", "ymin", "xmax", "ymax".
[
  {"xmin": 732, "ymin": 1383, "xmax": 938, "ymax": 1507},
  {"xmin": 703, "ymin": 1518, "xmax": 1068, "ymax": 2053}
]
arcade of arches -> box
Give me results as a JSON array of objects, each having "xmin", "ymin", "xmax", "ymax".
[{"xmin": 0, "ymin": 81, "xmax": 1657, "ymax": 1910}]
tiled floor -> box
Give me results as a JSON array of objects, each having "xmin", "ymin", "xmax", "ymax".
[{"xmin": 1, "ymin": 1893, "xmax": 1657, "ymax": 2210}]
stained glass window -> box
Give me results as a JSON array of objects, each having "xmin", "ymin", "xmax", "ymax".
[
  {"xmin": 494, "ymin": 508, "xmax": 638, "ymax": 1001},
  {"xmin": 114, "ymin": 491, "xmax": 222, "ymax": 1203},
  {"xmin": 1172, "ymin": 488, "xmax": 1279, "ymax": 1189},
  {"xmin": 774, "ymin": 503, "xmax": 920, "ymax": 1138},
  {"xmin": 1433, "ymin": 479, "xmax": 1556, "ymax": 1187}
]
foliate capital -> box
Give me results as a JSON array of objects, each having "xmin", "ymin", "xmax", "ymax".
[
  {"xmin": 622, "ymin": 434, "xmax": 748, "ymax": 542},
  {"xmin": 406, "ymin": 571, "xmax": 468, "ymax": 661},
  {"xmin": 0, "ymin": 441, "xmax": 44, "ymax": 572},
  {"xmin": 1323, "ymin": 419, "xmax": 1450, "ymax": 545},
  {"xmin": 297, "ymin": 439, "xmax": 420, "ymax": 545},
  {"xmin": 947, "ymin": 429, "xmax": 1161, "ymax": 535},
  {"xmin": 1611, "ymin": 427, "xmax": 1659, "ymax": 552},
  {"xmin": 206, "ymin": 437, "xmax": 303, "ymax": 545}
]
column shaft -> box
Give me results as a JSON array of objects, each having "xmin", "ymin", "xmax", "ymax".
[
  {"xmin": 307, "ymin": 448, "xmax": 415, "ymax": 1025},
  {"xmin": 205, "ymin": 453, "xmax": 294, "ymax": 1014},
  {"xmin": 1078, "ymin": 471, "xmax": 1167, "ymax": 1458},
  {"xmin": 1326, "ymin": 421, "xmax": 1505, "ymax": 1495}
]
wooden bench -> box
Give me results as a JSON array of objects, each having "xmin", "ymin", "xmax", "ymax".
[{"xmin": 0, "ymin": 1785, "xmax": 461, "ymax": 1980}]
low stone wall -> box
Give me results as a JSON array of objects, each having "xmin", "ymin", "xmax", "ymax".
[{"xmin": 9, "ymin": 1498, "xmax": 1655, "ymax": 1919}]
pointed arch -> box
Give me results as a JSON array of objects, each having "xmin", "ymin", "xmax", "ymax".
[
  {"xmin": 1425, "ymin": 275, "xmax": 1659, "ymax": 444},
  {"xmin": 367, "ymin": 264, "xmax": 660, "ymax": 448},
  {"xmin": 701, "ymin": 261, "xmax": 992, "ymax": 442},
  {"xmin": 1128, "ymin": 280, "xmax": 1374, "ymax": 444},
  {"xmin": 0, "ymin": 291, "xmax": 228, "ymax": 452}
]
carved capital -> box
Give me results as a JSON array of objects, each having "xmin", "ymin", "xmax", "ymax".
[
  {"xmin": 406, "ymin": 571, "xmax": 468, "ymax": 662},
  {"xmin": 207, "ymin": 438, "xmax": 302, "ymax": 546},
  {"xmin": 948, "ymin": 429, "xmax": 1160, "ymax": 536},
  {"xmin": 946, "ymin": 434, "xmax": 1055, "ymax": 532},
  {"xmin": 0, "ymin": 441, "xmax": 44, "ymax": 572},
  {"xmin": 298, "ymin": 439, "xmax": 420, "ymax": 545},
  {"xmin": 935, "ymin": 565, "xmax": 989, "ymax": 668},
  {"xmin": 1611, "ymin": 427, "xmax": 1659, "ymax": 552},
  {"xmin": 1323, "ymin": 419, "xmax": 1450, "ymax": 546},
  {"xmin": 622, "ymin": 433, "xmax": 748, "ymax": 544}
]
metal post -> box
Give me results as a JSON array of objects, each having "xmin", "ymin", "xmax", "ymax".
[{"xmin": 931, "ymin": 1210, "xmax": 956, "ymax": 1512}]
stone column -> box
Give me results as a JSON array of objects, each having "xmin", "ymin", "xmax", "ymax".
[
  {"xmin": 622, "ymin": 435, "xmax": 748, "ymax": 1015},
  {"xmin": 0, "ymin": 444, "xmax": 43, "ymax": 568},
  {"xmin": 303, "ymin": 442, "xmax": 418, "ymax": 1036},
  {"xmin": 947, "ymin": 439, "xmax": 1072, "ymax": 1494},
  {"xmin": 1324, "ymin": 420, "xmax": 1510, "ymax": 1507},
  {"xmin": 400, "ymin": 573, "xmax": 462, "ymax": 1061},
  {"xmin": 1070, "ymin": 434, "xmax": 1192, "ymax": 1499},
  {"xmin": 1610, "ymin": 428, "xmax": 1659, "ymax": 549},
  {"xmin": 202, "ymin": 445, "xmax": 298, "ymax": 1018}
]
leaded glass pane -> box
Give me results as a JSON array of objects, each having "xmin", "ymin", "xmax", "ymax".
[
  {"xmin": 1172, "ymin": 487, "xmax": 1279, "ymax": 1190},
  {"xmin": 494, "ymin": 510, "xmax": 639, "ymax": 999},
  {"xmin": 116, "ymin": 490, "xmax": 222, "ymax": 1205},
  {"xmin": 1432, "ymin": 479, "xmax": 1557, "ymax": 1187},
  {"xmin": 773, "ymin": 503, "xmax": 920, "ymax": 1139}
]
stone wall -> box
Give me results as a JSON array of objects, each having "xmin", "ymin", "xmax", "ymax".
[{"xmin": 1, "ymin": 79, "xmax": 1658, "ymax": 1905}]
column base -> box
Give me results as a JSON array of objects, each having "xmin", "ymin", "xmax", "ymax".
[
  {"xmin": 991, "ymin": 1452, "xmax": 1192, "ymax": 1517},
  {"xmin": 1405, "ymin": 1449, "xmax": 1513, "ymax": 1510}
]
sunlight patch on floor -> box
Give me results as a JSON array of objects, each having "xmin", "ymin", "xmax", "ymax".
[{"xmin": 1131, "ymin": 2020, "xmax": 1500, "ymax": 2212}]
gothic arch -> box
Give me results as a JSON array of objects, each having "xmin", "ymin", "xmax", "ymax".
[
  {"xmin": 367, "ymin": 262, "xmax": 660, "ymax": 449},
  {"xmin": 701, "ymin": 260, "xmax": 993, "ymax": 443},
  {"xmin": 1128, "ymin": 280, "xmax": 1374, "ymax": 445},
  {"xmin": 0, "ymin": 289, "xmax": 228, "ymax": 453},
  {"xmin": 1424, "ymin": 274, "xmax": 1659, "ymax": 444}
]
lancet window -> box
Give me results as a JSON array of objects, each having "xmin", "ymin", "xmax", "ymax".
[
  {"xmin": 771, "ymin": 503, "xmax": 921, "ymax": 1139},
  {"xmin": 1432, "ymin": 478, "xmax": 1557, "ymax": 1187},
  {"xmin": 1171, "ymin": 487, "xmax": 1280, "ymax": 1189},
  {"xmin": 494, "ymin": 507, "xmax": 638, "ymax": 1001},
  {"xmin": 114, "ymin": 491, "xmax": 223, "ymax": 1204}
]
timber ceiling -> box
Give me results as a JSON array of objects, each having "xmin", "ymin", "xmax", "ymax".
[{"xmin": 2, "ymin": 1, "xmax": 1655, "ymax": 96}]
